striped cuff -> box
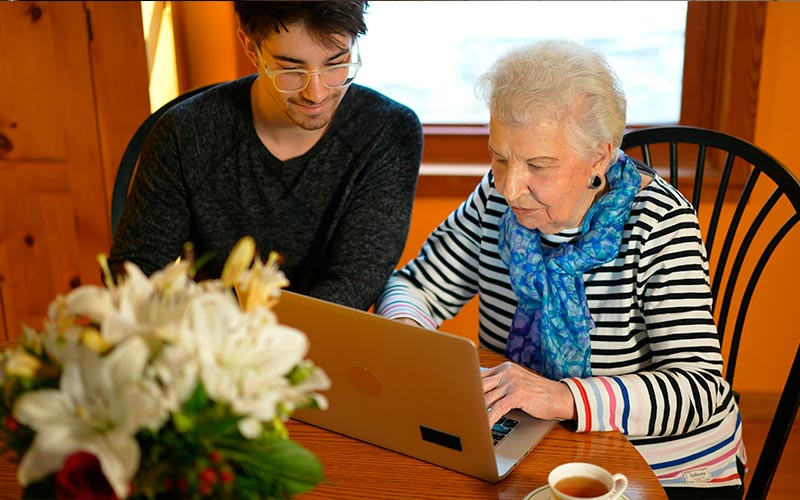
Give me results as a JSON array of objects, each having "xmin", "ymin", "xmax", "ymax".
[
  {"xmin": 562, "ymin": 376, "xmax": 630, "ymax": 435},
  {"xmin": 376, "ymin": 280, "xmax": 438, "ymax": 330}
]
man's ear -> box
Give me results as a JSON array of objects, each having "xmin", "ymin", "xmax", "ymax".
[{"xmin": 237, "ymin": 28, "xmax": 258, "ymax": 67}]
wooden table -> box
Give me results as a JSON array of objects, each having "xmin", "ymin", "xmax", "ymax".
[
  {"xmin": 0, "ymin": 351, "xmax": 666, "ymax": 500},
  {"xmin": 292, "ymin": 349, "xmax": 667, "ymax": 500}
]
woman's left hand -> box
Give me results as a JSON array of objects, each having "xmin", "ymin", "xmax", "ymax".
[{"xmin": 481, "ymin": 361, "xmax": 577, "ymax": 425}]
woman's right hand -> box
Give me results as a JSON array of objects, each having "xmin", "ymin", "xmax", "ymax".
[{"xmin": 481, "ymin": 361, "xmax": 577, "ymax": 425}]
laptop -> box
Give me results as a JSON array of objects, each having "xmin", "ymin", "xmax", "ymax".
[{"xmin": 273, "ymin": 291, "xmax": 556, "ymax": 482}]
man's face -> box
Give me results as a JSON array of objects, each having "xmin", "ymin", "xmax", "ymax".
[{"xmin": 252, "ymin": 24, "xmax": 356, "ymax": 131}]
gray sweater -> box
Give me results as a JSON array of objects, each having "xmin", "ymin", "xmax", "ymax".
[{"xmin": 110, "ymin": 76, "xmax": 423, "ymax": 310}]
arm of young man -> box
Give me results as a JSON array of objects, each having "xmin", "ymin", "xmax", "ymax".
[{"xmin": 109, "ymin": 110, "xmax": 192, "ymax": 278}]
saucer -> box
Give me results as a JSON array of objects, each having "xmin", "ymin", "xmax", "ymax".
[{"xmin": 522, "ymin": 484, "xmax": 630, "ymax": 500}]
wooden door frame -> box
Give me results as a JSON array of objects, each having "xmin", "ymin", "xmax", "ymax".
[{"xmin": 85, "ymin": 1, "xmax": 151, "ymax": 238}]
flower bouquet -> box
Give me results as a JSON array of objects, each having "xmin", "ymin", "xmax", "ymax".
[{"xmin": 0, "ymin": 237, "xmax": 330, "ymax": 499}]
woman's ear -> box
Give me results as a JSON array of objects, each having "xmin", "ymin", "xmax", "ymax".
[
  {"xmin": 593, "ymin": 141, "xmax": 614, "ymax": 171},
  {"xmin": 237, "ymin": 28, "xmax": 258, "ymax": 67}
]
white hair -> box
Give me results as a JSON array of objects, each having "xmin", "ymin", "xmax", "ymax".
[{"xmin": 475, "ymin": 39, "xmax": 627, "ymax": 160}]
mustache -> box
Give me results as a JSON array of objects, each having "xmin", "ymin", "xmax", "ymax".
[{"xmin": 289, "ymin": 95, "xmax": 331, "ymax": 107}]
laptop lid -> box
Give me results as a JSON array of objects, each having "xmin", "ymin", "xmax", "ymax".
[{"xmin": 273, "ymin": 291, "xmax": 555, "ymax": 482}]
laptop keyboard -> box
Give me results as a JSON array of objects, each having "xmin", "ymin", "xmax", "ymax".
[{"xmin": 491, "ymin": 416, "xmax": 519, "ymax": 446}]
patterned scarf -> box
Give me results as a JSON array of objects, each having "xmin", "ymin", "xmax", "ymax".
[{"xmin": 497, "ymin": 152, "xmax": 641, "ymax": 380}]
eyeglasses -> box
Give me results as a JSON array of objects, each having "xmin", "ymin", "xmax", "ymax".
[{"xmin": 254, "ymin": 42, "xmax": 361, "ymax": 93}]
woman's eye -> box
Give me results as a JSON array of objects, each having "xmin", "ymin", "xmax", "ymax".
[{"xmin": 490, "ymin": 154, "xmax": 507, "ymax": 165}]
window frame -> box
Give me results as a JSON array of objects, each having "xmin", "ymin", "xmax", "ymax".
[{"xmin": 416, "ymin": 2, "xmax": 767, "ymax": 197}]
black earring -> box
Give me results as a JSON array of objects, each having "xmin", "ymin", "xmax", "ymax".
[{"xmin": 589, "ymin": 174, "xmax": 603, "ymax": 190}]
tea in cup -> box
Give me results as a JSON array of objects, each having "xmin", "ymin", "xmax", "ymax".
[{"xmin": 548, "ymin": 462, "xmax": 628, "ymax": 500}]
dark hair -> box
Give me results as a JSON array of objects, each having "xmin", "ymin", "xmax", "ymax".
[{"xmin": 234, "ymin": 1, "xmax": 368, "ymax": 47}]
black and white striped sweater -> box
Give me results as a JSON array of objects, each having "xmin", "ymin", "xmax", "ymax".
[{"xmin": 377, "ymin": 169, "xmax": 745, "ymax": 488}]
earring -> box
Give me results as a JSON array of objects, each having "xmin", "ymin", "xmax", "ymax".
[{"xmin": 588, "ymin": 174, "xmax": 603, "ymax": 190}]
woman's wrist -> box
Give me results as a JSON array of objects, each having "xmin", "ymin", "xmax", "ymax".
[{"xmin": 559, "ymin": 381, "xmax": 578, "ymax": 421}]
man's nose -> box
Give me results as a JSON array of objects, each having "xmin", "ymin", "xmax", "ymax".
[{"xmin": 302, "ymin": 73, "xmax": 328, "ymax": 102}]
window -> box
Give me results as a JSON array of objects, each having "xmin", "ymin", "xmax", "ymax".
[
  {"xmin": 351, "ymin": 2, "xmax": 766, "ymax": 198},
  {"xmin": 359, "ymin": 1, "xmax": 687, "ymax": 126}
]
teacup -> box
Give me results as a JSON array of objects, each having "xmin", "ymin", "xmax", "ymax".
[{"xmin": 548, "ymin": 462, "xmax": 628, "ymax": 500}]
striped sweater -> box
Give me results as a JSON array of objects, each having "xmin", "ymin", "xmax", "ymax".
[{"xmin": 376, "ymin": 169, "xmax": 745, "ymax": 488}]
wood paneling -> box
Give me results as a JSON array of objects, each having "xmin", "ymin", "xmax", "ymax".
[
  {"xmin": 86, "ymin": 1, "xmax": 151, "ymax": 232},
  {"xmin": 681, "ymin": 1, "xmax": 766, "ymax": 142},
  {"xmin": 0, "ymin": 2, "xmax": 149, "ymax": 342}
]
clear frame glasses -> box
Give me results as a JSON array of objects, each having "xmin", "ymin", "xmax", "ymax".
[{"xmin": 254, "ymin": 41, "xmax": 362, "ymax": 93}]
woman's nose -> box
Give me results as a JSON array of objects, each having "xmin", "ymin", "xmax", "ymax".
[{"xmin": 502, "ymin": 164, "xmax": 530, "ymax": 201}]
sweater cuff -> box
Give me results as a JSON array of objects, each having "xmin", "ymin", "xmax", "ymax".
[
  {"xmin": 562, "ymin": 377, "xmax": 593, "ymax": 433},
  {"xmin": 375, "ymin": 280, "xmax": 438, "ymax": 330},
  {"xmin": 562, "ymin": 376, "xmax": 630, "ymax": 434}
]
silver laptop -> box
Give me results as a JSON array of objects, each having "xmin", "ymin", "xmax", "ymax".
[{"xmin": 273, "ymin": 291, "xmax": 556, "ymax": 482}]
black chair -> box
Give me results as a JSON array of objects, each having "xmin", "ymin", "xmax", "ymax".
[
  {"xmin": 111, "ymin": 83, "xmax": 219, "ymax": 236},
  {"xmin": 621, "ymin": 125, "xmax": 800, "ymax": 500}
]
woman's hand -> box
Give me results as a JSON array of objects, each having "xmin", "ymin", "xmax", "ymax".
[
  {"xmin": 481, "ymin": 361, "xmax": 577, "ymax": 425},
  {"xmin": 394, "ymin": 317, "xmax": 425, "ymax": 328}
]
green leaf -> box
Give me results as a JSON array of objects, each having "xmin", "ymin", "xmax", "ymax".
[
  {"xmin": 223, "ymin": 438, "xmax": 325, "ymax": 497},
  {"xmin": 172, "ymin": 411, "xmax": 195, "ymax": 433},
  {"xmin": 182, "ymin": 382, "xmax": 208, "ymax": 414},
  {"xmin": 191, "ymin": 249, "xmax": 217, "ymax": 278},
  {"xmin": 192, "ymin": 414, "xmax": 241, "ymax": 437}
]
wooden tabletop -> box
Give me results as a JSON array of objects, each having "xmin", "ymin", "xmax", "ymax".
[
  {"xmin": 292, "ymin": 349, "xmax": 667, "ymax": 500},
  {"xmin": 0, "ymin": 350, "xmax": 666, "ymax": 500}
]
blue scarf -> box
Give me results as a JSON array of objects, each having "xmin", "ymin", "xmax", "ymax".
[{"xmin": 497, "ymin": 152, "xmax": 641, "ymax": 380}]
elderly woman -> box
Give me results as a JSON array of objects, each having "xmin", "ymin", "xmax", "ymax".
[{"xmin": 377, "ymin": 40, "xmax": 745, "ymax": 499}]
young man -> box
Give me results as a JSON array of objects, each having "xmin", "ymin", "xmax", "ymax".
[{"xmin": 109, "ymin": 1, "xmax": 423, "ymax": 310}]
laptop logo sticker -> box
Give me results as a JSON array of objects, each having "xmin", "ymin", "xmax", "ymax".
[{"xmin": 347, "ymin": 366, "xmax": 383, "ymax": 397}]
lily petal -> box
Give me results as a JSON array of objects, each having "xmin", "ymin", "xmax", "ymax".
[{"xmin": 16, "ymin": 427, "xmax": 86, "ymax": 485}]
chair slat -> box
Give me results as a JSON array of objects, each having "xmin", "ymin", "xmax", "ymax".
[
  {"xmin": 692, "ymin": 144, "xmax": 706, "ymax": 209},
  {"xmin": 621, "ymin": 125, "xmax": 800, "ymax": 500},
  {"xmin": 706, "ymin": 151, "xmax": 737, "ymax": 256}
]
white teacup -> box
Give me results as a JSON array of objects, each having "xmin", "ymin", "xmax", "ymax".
[{"xmin": 548, "ymin": 462, "xmax": 628, "ymax": 500}]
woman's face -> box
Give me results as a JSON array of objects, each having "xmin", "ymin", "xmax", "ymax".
[{"xmin": 489, "ymin": 118, "xmax": 608, "ymax": 234}]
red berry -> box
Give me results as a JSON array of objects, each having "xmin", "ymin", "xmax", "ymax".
[
  {"xmin": 197, "ymin": 482, "xmax": 212, "ymax": 496},
  {"xmin": 199, "ymin": 467, "xmax": 217, "ymax": 485},
  {"xmin": 220, "ymin": 469, "xmax": 235, "ymax": 484},
  {"xmin": 208, "ymin": 450, "xmax": 222, "ymax": 463},
  {"xmin": 4, "ymin": 416, "xmax": 19, "ymax": 432}
]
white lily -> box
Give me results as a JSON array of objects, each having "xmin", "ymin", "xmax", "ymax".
[
  {"xmin": 13, "ymin": 337, "xmax": 163, "ymax": 499},
  {"xmin": 178, "ymin": 292, "xmax": 328, "ymax": 433},
  {"xmin": 56, "ymin": 285, "xmax": 114, "ymax": 325},
  {"xmin": 42, "ymin": 287, "xmax": 112, "ymax": 364},
  {"xmin": 101, "ymin": 262, "xmax": 187, "ymax": 345},
  {"xmin": 4, "ymin": 349, "xmax": 42, "ymax": 379}
]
